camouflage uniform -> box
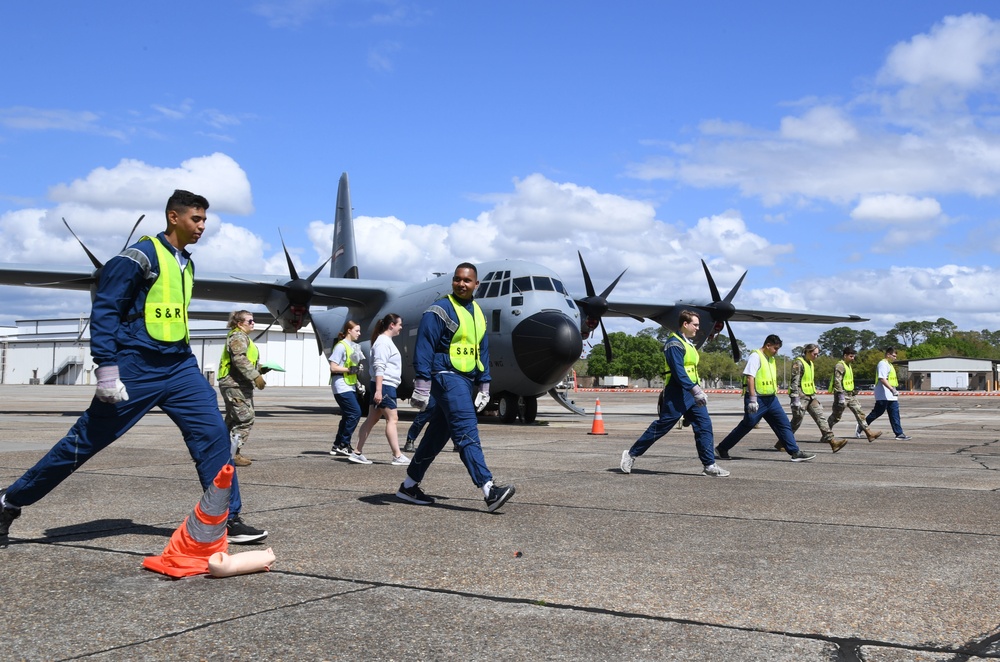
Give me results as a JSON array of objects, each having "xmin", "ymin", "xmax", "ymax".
[
  {"xmin": 827, "ymin": 360, "xmax": 877, "ymax": 438},
  {"xmin": 789, "ymin": 358, "xmax": 834, "ymax": 443},
  {"xmin": 218, "ymin": 329, "xmax": 262, "ymax": 458}
]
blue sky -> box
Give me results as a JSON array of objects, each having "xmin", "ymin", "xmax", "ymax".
[{"xmin": 2, "ymin": 1, "xmax": 999, "ymax": 352}]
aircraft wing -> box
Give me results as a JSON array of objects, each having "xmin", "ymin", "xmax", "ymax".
[
  {"xmin": 602, "ymin": 299, "xmax": 867, "ymax": 325},
  {"xmin": 0, "ymin": 264, "xmax": 393, "ymax": 315}
]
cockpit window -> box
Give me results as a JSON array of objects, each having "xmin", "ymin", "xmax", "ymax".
[
  {"xmin": 487, "ymin": 280, "xmax": 501, "ymax": 298},
  {"xmin": 533, "ymin": 276, "xmax": 555, "ymax": 291},
  {"xmin": 512, "ymin": 276, "xmax": 531, "ymax": 294},
  {"xmin": 552, "ymin": 279, "xmax": 567, "ymax": 295}
]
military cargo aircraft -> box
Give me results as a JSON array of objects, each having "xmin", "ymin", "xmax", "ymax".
[{"xmin": 0, "ymin": 173, "xmax": 867, "ymax": 423}]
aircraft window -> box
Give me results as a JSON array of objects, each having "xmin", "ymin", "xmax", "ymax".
[
  {"xmin": 475, "ymin": 282, "xmax": 490, "ymax": 298},
  {"xmin": 500, "ymin": 279, "xmax": 510, "ymax": 296},
  {"xmin": 512, "ymin": 295, "xmax": 524, "ymax": 306},
  {"xmin": 553, "ymin": 279, "xmax": 567, "ymax": 295},
  {"xmin": 513, "ymin": 276, "xmax": 532, "ymax": 293},
  {"xmin": 487, "ymin": 281, "xmax": 501, "ymax": 298},
  {"xmin": 567, "ymin": 299, "xmax": 577, "ymax": 311},
  {"xmin": 533, "ymin": 276, "xmax": 555, "ymax": 291},
  {"xmin": 483, "ymin": 271, "xmax": 496, "ymax": 281},
  {"xmin": 503, "ymin": 271, "xmax": 510, "ymax": 279}
]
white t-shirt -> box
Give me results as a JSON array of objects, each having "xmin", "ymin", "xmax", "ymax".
[
  {"xmin": 874, "ymin": 359, "xmax": 898, "ymax": 401},
  {"xmin": 743, "ymin": 351, "xmax": 762, "ymax": 378},
  {"xmin": 371, "ymin": 335, "xmax": 402, "ymax": 387},
  {"xmin": 329, "ymin": 340, "xmax": 363, "ymax": 395}
]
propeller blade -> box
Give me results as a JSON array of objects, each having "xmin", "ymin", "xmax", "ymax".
[
  {"xmin": 62, "ymin": 218, "xmax": 102, "ymax": 270},
  {"xmin": 600, "ymin": 318, "xmax": 613, "ymax": 362},
  {"xmin": 723, "ymin": 270, "xmax": 747, "ymax": 304},
  {"xmin": 577, "ymin": 251, "xmax": 596, "ymax": 297},
  {"xmin": 306, "ymin": 256, "xmax": 333, "ymax": 283},
  {"xmin": 279, "ymin": 230, "xmax": 300, "ymax": 281},
  {"xmin": 254, "ymin": 316, "xmax": 278, "ymax": 341},
  {"xmin": 701, "ymin": 259, "xmax": 722, "ymax": 302},
  {"xmin": 599, "ymin": 269, "xmax": 627, "ymax": 300},
  {"xmin": 725, "ymin": 320, "xmax": 741, "ymax": 363},
  {"xmin": 121, "ymin": 215, "xmax": 145, "ymax": 251}
]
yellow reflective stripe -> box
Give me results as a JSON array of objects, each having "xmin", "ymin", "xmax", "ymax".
[
  {"xmin": 336, "ymin": 340, "xmax": 357, "ymax": 385},
  {"xmin": 663, "ymin": 332, "xmax": 700, "ymax": 387}
]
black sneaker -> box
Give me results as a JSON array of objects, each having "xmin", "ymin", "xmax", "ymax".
[
  {"xmin": 396, "ymin": 482, "xmax": 434, "ymax": 505},
  {"xmin": 330, "ymin": 443, "xmax": 354, "ymax": 457},
  {"xmin": 484, "ymin": 484, "xmax": 515, "ymax": 512},
  {"xmin": 0, "ymin": 489, "xmax": 21, "ymax": 548},
  {"xmin": 715, "ymin": 446, "xmax": 731, "ymax": 460},
  {"xmin": 790, "ymin": 451, "xmax": 816, "ymax": 462},
  {"xmin": 403, "ymin": 438, "xmax": 415, "ymax": 453},
  {"xmin": 227, "ymin": 515, "xmax": 268, "ymax": 544}
]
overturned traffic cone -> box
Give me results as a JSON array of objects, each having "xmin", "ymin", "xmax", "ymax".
[
  {"xmin": 143, "ymin": 464, "xmax": 233, "ymax": 578},
  {"xmin": 588, "ymin": 399, "xmax": 608, "ymax": 435}
]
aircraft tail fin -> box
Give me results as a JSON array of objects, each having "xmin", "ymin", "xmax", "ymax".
[{"xmin": 330, "ymin": 172, "xmax": 359, "ymax": 279}]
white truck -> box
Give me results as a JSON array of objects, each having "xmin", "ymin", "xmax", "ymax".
[
  {"xmin": 600, "ymin": 375, "xmax": 629, "ymax": 388},
  {"xmin": 929, "ymin": 372, "xmax": 968, "ymax": 391}
]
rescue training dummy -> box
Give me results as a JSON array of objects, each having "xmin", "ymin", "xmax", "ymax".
[{"xmin": 143, "ymin": 465, "xmax": 275, "ymax": 578}]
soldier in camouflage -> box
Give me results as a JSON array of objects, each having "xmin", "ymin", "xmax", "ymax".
[{"xmin": 218, "ymin": 310, "xmax": 267, "ymax": 466}]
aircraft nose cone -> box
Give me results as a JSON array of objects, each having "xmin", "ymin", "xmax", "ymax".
[{"xmin": 511, "ymin": 311, "xmax": 583, "ymax": 386}]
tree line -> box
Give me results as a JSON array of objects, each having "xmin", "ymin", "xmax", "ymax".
[{"xmin": 583, "ymin": 318, "xmax": 1000, "ymax": 388}]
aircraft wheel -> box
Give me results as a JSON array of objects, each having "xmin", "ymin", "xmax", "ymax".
[
  {"xmin": 521, "ymin": 396, "xmax": 538, "ymax": 424},
  {"xmin": 498, "ymin": 394, "xmax": 519, "ymax": 424}
]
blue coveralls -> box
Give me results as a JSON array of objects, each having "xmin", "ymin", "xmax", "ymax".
[
  {"xmin": 628, "ymin": 334, "xmax": 716, "ymax": 467},
  {"xmin": 406, "ymin": 296, "xmax": 493, "ymax": 488},
  {"xmin": 3, "ymin": 233, "xmax": 242, "ymax": 515}
]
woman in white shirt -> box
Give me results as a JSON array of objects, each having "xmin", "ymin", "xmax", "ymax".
[
  {"xmin": 329, "ymin": 320, "xmax": 365, "ymax": 456},
  {"xmin": 353, "ymin": 313, "xmax": 409, "ymax": 465}
]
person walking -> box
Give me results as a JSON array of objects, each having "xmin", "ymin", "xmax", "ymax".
[
  {"xmin": 715, "ymin": 334, "xmax": 816, "ymax": 462},
  {"xmin": 827, "ymin": 347, "xmax": 882, "ymax": 442},
  {"xmin": 620, "ymin": 310, "xmax": 729, "ymax": 476},
  {"xmin": 861, "ymin": 347, "xmax": 912, "ymax": 440},
  {"xmin": 784, "ymin": 343, "xmax": 847, "ymax": 453},
  {"xmin": 218, "ymin": 310, "xmax": 268, "ymax": 467},
  {"xmin": 396, "ymin": 263, "xmax": 515, "ymax": 511},
  {"xmin": 0, "ymin": 190, "xmax": 267, "ymax": 547},
  {"xmin": 329, "ymin": 319, "xmax": 366, "ymax": 457},
  {"xmin": 353, "ymin": 314, "xmax": 409, "ymax": 465}
]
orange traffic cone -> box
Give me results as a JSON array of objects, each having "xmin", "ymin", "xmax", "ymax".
[
  {"xmin": 143, "ymin": 464, "xmax": 233, "ymax": 578},
  {"xmin": 588, "ymin": 399, "xmax": 608, "ymax": 435}
]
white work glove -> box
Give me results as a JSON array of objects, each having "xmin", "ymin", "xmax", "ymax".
[
  {"xmin": 356, "ymin": 383, "xmax": 366, "ymax": 398},
  {"xmin": 474, "ymin": 383, "xmax": 490, "ymax": 413},
  {"xmin": 890, "ymin": 387, "xmax": 899, "ymax": 397},
  {"xmin": 411, "ymin": 378, "xmax": 431, "ymax": 412},
  {"xmin": 691, "ymin": 385, "xmax": 707, "ymax": 407},
  {"xmin": 745, "ymin": 396, "xmax": 758, "ymax": 415},
  {"xmin": 790, "ymin": 395, "xmax": 801, "ymax": 410},
  {"xmin": 835, "ymin": 392, "xmax": 846, "ymax": 406},
  {"xmin": 95, "ymin": 365, "xmax": 129, "ymax": 404}
]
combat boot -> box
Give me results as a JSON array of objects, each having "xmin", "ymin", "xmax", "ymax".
[
  {"xmin": 865, "ymin": 428, "xmax": 883, "ymax": 443},
  {"xmin": 233, "ymin": 452, "xmax": 252, "ymax": 467},
  {"xmin": 0, "ymin": 489, "xmax": 22, "ymax": 547},
  {"xmin": 827, "ymin": 435, "xmax": 848, "ymax": 453}
]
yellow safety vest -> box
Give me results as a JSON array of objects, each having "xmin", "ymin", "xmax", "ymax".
[
  {"xmin": 884, "ymin": 362, "xmax": 898, "ymax": 388},
  {"xmin": 143, "ymin": 236, "xmax": 193, "ymax": 343},
  {"xmin": 334, "ymin": 339, "xmax": 358, "ymax": 386},
  {"xmin": 796, "ymin": 357, "xmax": 816, "ymax": 395},
  {"xmin": 830, "ymin": 360, "xmax": 854, "ymax": 391},
  {"xmin": 218, "ymin": 330, "xmax": 259, "ymax": 380},
  {"xmin": 663, "ymin": 332, "xmax": 700, "ymax": 387},
  {"xmin": 744, "ymin": 349, "xmax": 777, "ymax": 396},
  {"xmin": 447, "ymin": 294, "xmax": 486, "ymax": 373}
]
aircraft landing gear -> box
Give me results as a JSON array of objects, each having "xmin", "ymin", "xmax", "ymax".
[{"xmin": 496, "ymin": 394, "xmax": 538, "ymax": 424}]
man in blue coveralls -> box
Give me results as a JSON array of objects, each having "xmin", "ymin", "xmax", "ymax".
[
  {"xmin": 619, "ymin": 310, "xmax": 729, "ymax": 477},
  {"xmin": 0, "ymin": 190, "xmax": 267, "ymax": 548},
  {"xmin": 395, "ymin": 262, "xmax": 515, "ymax": 512}
]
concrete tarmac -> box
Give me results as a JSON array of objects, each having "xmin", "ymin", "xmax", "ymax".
[{"xmin": 0, "ymin": 385, "xmax": 998, "ymax": 661}]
